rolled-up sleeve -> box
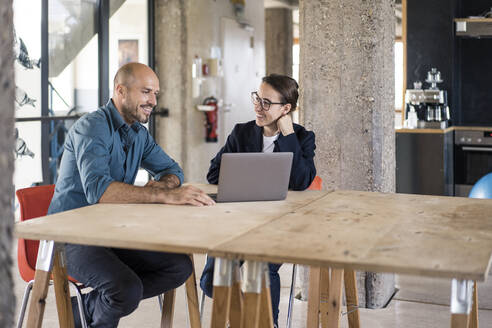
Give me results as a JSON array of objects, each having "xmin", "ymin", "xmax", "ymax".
[
  {"xmin": 72, "ymin": 119, "xmax": 115, "ymax": 204},
  {"xmin": 141, "ymin": 133, "xmax": 184, "ymax": 185}
]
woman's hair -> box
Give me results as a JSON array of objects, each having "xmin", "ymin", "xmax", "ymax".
[{"xmin": 262, "ymin": 74, "xmax": 299, "ymax": 111}]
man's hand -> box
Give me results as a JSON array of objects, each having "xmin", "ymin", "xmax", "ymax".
[
  {"xmin": 99, "ymin": 181, "xmax": 214, "ymax": 206},
  {"xmin": 277, "ymin": 114, "xmax": 294, "ymax": 136},
  {"xmin": 160, "ymin": 185, "xmax": 215, "ymax": 206}
]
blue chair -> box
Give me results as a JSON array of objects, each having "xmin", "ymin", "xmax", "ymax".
[
  {"xmin": 465, "ymin": 173, "xmax": 490, "ymax": 328},
  {"xmin": 468, "ymin": 173, "xmax": 492, "ymax": 199}
]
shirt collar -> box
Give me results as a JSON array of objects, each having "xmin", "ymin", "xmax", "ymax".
[
  {"xmin": 254, "ymin": 123, "xmax": 285, "ymax": 140},
  {"xmin": 106, "ymin": 99, "xmax": 143, "ymax": 133}
]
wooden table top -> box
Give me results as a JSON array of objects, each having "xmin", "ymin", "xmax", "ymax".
[
  {"xmin": 16, "ymin": 185, "xmax": 492, "ymax": 281},
  {"xmin": 210, "ymin": 190, "xmax": 492, "ymax": 281},
  {"xmin": 14, "ymin": 185, "xmax": 328, "ymax": 255}
]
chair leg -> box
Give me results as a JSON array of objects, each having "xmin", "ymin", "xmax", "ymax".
[
  {"xmin": 69, "ymin": 281, "xmax": 88, "ymax": 328},
  {"xmin": 286, "ymin": 264, "xmax": 297, "ymax": 328},
  {"xmin": 161, "ymin": 289, "xmax": 176, "ymax": 328},
  {"xmin": 199, "ymin": 289, "xmax": 206, "ymax": 321},
  {"xmin": 158, "ymin": 293, "xmax": 164, "ymax": 311},
  {"xmin": 16, "ymin": 280, "xmax": 34, "ymax": 328}
]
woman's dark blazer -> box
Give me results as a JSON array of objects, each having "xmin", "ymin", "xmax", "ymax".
[{"xmin": 206, "ymin": 120, "xmax": 316, "ymax": 191}]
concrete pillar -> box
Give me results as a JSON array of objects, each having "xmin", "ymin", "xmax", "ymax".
[
  {"xmin": 0, "ymin": 0, "xmax": 16, "ymax": 325},
  {"xmin": 299, "ymin": 0, "xmax": 396, "ymax": 308},
  {"xmin": 154, "ymin": 0, "xmax": 189, "ymax": 167},
  {"xmin": 265, "ymin": 8, "xmax": 293, "ymax": 76}
]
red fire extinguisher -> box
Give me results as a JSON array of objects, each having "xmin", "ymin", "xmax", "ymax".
[{"xmin": 203, "ymin": 96, "xmax": 218, "ymax": 142}]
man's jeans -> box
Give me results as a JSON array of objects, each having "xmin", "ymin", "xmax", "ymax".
[
  {"xmin": 65, "ymin": 244, "xmax": 193, "ymax": 328},
  {"xmin": 200, "ymin": 256, "xmax": 282, "ymax": 325}
]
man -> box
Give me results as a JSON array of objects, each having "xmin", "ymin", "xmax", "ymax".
[{"xmin": 48, "ymin": 62, "xmax": 215, "ymax": 327}]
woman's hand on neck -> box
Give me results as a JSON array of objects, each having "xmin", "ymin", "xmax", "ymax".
[{"xmin": 276, "ymin": 114, "xmax": 295, "ymax": 136}]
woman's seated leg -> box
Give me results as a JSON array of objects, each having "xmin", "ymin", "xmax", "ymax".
[
  {"xmin": 199, "ymin": 256, "xmax": 215, "ymax": 298},
  {"xmin": 268, "ymin": 263, "xmax": 282, "ymax": 326}
]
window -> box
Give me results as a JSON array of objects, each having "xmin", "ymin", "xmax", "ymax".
[{"xmin": 14, "ymin": 0, "xmax": 154, "ymax": 186}]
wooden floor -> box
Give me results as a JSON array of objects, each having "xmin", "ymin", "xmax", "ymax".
[{"xmin": 13, "ymin": 253, "xmax": 492, "ymax": 327}]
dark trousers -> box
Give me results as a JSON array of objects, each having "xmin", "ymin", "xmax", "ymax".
[
  {"xmin": 200, "ymin": 257, "xmax": 282, "ymax": 325},
  {"xmin": 65, "ymin": 244, "xmax": 193, "ymax": 328}
]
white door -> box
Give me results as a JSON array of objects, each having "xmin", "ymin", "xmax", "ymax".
[{"xmin": 220, "ymin": 18, "xmax": 259, "ymax": 145}]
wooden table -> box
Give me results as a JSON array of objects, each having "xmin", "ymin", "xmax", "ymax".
[
  {"xmin": 210, "ymin": 190, "xmax": 492, "ymax": 328},
  {"xmin": 15, "ymin": 187, "xmax": 492, "ymax": 328},
  {"xmin": 14, "ymin": 184, "xmax": 327, "ymax": 328}
]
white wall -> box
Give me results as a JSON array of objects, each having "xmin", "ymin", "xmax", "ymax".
[
  {"xmin": 109, "ymin": 0, "xmax": 149, "ymax": 93},
  {"xmin": 184, "ymin": 0, "xmax": 266, "ymax": 182}
]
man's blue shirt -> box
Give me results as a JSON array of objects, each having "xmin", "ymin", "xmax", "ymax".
[{"xmin": 48, "ymin": 100, "xmax": 184, "ymax": 214}]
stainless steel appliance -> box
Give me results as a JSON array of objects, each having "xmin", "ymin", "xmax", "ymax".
[
  {"xmin": 454, "ymin": 129, "xmax": 492, "ymax": 196},
  {"xmin": 404, "ymin": 68, "xmax": 451, "ymax": 129}
]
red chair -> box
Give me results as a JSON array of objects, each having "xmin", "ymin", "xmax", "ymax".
[
  {"xmin": 307, "ymin": 175, "xmax": 322, "ymax": 191},
  {"xmin": 16, "ymin": 185, "xmax": 87, "ymax": 328},
  {"xmin": 287, "ymin": 176, "xmax": 322, "ymax": 328}
]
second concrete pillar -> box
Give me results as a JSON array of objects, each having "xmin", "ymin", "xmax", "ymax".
[{"xmin": 299, "ymin": 0, "xmax": 396, "ymax": 308}]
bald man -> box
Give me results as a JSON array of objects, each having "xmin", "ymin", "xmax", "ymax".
[{"xmin": 48, "ymin": 63, "xmax": 214, "ymax": 327}]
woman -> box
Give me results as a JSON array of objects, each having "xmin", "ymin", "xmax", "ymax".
[{"xmin": 200, "ymin": 74, "xmax": 316, "ymax": 326}]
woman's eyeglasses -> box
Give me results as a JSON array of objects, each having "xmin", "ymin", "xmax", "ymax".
[{"xmin": 251, "ymin": 92, "xmax": 285, "ymax": 111}]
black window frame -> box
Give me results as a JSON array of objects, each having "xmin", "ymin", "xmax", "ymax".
[{"xmin": 39, "ymin": 0, "xmax": 155, "ymax": 184}]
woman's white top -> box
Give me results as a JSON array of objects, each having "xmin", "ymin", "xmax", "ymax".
[{"xmin": 262, "ymin": 133, "xmax": 280, "ymax": 153}]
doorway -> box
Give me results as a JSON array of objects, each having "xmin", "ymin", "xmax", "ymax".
[{"xmin": 220, "ymin": 17, "xmax": 259, "ymax": 145}]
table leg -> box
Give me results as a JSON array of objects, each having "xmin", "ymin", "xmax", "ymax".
[
  {"xmin": 161, "ymin": 288, "xmax": 176, "ymax": 328},
  {"xmin": 52, "ymin": 243, "xmax": 75, "ymax": 328},
  {"xmin": 469, "ymin": 281, "xmax": 478, "ymax": 328},
  {"xmin": 450, "ymin": 279, "xmax": 473, "ymax": 328},
  {"xmin": 26, "ymin": 240, "xmax": 55, "ymax": 328},
  {"xmin": 343, "ymin": 269, "xmax": 360, "ymax": 328},
  {"xmin": 259, "ymin": 268, "xmax": 274, "ymax": 328},
  {"xmin": 325, "ymin": 269, "xmax": 343, "ymax": 328},
  {"xmin": 307, "ymin": 266, "xmax": 321, "ymax": 328},
  {"xmin": 211, "ymin": 258, "xmax": 233, "ymax": 328},
  {"xmin": 185, "ymin": 255, "xmax": 201, "ymax": 328},
  {"xmin": 240, "ymin": 261, "xmax": 264, "ymax": 328},
  {"xmin": 320, "ymin": 268, "xmax": 330, "ymax": 328},
  {"xmin": 230, "ymin": 262, "xmax": 243, "ymax": 328}
]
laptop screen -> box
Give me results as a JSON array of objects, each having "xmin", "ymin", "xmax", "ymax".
[{"xmin": 214, "ymin": 152, "xmax": 293, "ymax": 202}]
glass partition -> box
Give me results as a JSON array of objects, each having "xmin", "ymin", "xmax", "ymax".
[
  {"xmin": 49, "ymin": 0, "xmax": 99, "ymax": 115},
  {"xmin": 14, "ymin": 0, "xmax": 153, "ymax": 185},
  {"xmin": 13, "ymin": 0, "xmax": 43, "ymax": 188}
]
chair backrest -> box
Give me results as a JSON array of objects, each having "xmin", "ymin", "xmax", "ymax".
[
  {"xmin": 469, "ymin": 173, "xmax": 492, "ymax": 199},
  {"xmin": 307, "ymin": 176, "xmax": 322, "ymax": 191},
  {"xmin": 16, "ymin": 185, "xmax": 55, "ymax": 282}
]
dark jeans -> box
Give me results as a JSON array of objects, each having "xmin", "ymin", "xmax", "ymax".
[
  {"xmin": 65, "ymin": 244, "xmax": 193, "ymax": 328},
  {"xmin": 200, "ymin": 256, "xmax": 281, "ymax": 325}
]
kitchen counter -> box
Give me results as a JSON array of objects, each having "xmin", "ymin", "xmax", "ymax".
[
  {"xmin": 396, "ymin": 129, "xmax": 454, "ymax": 196},
  {"xmin": 396, "ymin": 126, "xmax": 492, "ymax": 134}
]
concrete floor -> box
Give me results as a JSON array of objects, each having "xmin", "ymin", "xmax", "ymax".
[{"xmin": 13, "ymin": 252, "xmax": 492, "ymax": 327}]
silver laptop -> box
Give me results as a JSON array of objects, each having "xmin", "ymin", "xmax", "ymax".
[{"xmin": 212, "ymin": 152, "xmax": 293, "ymax": 202}]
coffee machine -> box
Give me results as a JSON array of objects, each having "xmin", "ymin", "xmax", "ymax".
[{"xmin": 404, "ymin": 68, "xmax": 451, "ymax": 129}]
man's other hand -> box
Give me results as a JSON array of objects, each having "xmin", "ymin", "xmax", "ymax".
[{"xmin": 161, "ymin": 185, "xmax": 215, "ymax": 206}]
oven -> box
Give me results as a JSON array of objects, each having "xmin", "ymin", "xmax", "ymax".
[{"xmin": 454, "ymin": 129, "xmax": 492, "ymax": 197}]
